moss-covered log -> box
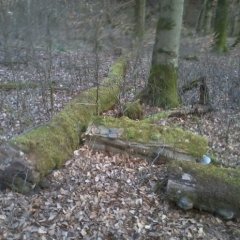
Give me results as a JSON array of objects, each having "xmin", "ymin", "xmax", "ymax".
[
  {"xmin": 167, "ymin": 161, "xmax": 240, "ymax": 219},
  {"xmin": 0, "ymin": 58, "xmax": 127, "ymax": 193},
  {"xmin": 84, "ymin": 116, "xmax": 208, "ymax": 163},
  {"xmin": 213, "ymin": 0, "xmax": 228, "ymax": 53},
  {"xmin": 0, "ymin": 82, "xmax": 38, "ymax": 91}
]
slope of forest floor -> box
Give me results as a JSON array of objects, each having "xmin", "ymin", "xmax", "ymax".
[{"xmin": 0, "ymin": 34, "xmax": 240, "ymax": 239}]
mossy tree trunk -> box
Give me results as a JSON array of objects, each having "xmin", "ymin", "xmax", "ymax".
[
  {"xmin": 213, "ymin": 0, "xmax": 228, "ymax": 53},
  {"xmin": 141, "ymin": 0, "xmax": 184, "ymax": 109},
  {"xmin": 135, "ymin": 0, "xmax": 146, "ymax": 40}
]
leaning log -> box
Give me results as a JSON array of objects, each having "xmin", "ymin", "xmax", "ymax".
[
  {"xmin": 167, "ymin": 160, "xmax": 240, "ymax": 219},
  {"xmin": 0, "ymin": 58, "xmax": 127, "ymax": 193},
  {"xmin": 84, "ymin": 116, "xmax": 208, "ymax": 164}
]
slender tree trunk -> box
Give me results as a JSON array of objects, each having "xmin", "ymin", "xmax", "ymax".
[
  {"xmin": 141, "ymin": 0, "xmax": 184, "ymax": 108},
  {"xmin": 135, "ymin": 0, "xmax": 146, "ymax": 40},
  {"xmin": 196, "ymin": 0, "xmax": 213, "ymax": 35},
  {"xmin": 26, "ymin": 0, "xmax": 34, "ymax": 61},
  {"xmin": 196, "ymin": 0, "xmax": 208, "ymax": 33},
  {"xmin": 213, "ymin": 0, "xmax": 228, "ymax": 52},
  {"xmin": 202, "ymin": 0, "xmax": 213, "ymax": 34},
  {"xmin": 232, "ymin": 0, "xmax": 240, "ymax": 37},
  {"xmin": 232, "ymin": 32, "xmax": 240, "ymax": 47}
]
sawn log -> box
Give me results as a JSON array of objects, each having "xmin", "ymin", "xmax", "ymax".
[{"xmin": 167, "ymin": 161, "xmax": 240, "ymax": 220}]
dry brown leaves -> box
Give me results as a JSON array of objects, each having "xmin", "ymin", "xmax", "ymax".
[{"xmin": 1, "ymin": 144, "xmax": 240, "ymax": 239}]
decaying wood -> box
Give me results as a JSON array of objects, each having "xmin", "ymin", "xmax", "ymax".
[
  {"xmin": 167, "ymin": 161, "xmax": 240, "ymax": 220},
  {"xmin": 84, "ymin": 124, "xmax": 197, "ymax": 164},
  {"xmin": 181, "ymin": 76, "xmax": 211, "ymax": 106},
  {"xmin": 0, "ymin": 58, "xmax": 127, "ymax": 193},
  {"xmin": 168, "ymin": 104, "xmax": 213, "ymax": 118},
  {"xmin": 199, "ymin": 77, "xmax": 210, "ymax": 105},
  {"xmin": 0, "ymin": 143, "xmax": 38, "ymax": 193}
]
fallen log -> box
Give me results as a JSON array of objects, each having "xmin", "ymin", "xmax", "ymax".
[
  {"xmin": 0, "ymin": 58, "xmax": 127, "ymax": 193},
  {"xmin": 167, "ymin": 161, "xmax": 240, "ymax": 220},
  {"xmin": 84, "ymin": 116, "xmax": 208, "ymax": 164},
  {"xmin": 168, "ymin": 104, "xmax": 213, "ymax": 118}
]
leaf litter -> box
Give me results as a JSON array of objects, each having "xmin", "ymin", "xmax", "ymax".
[
  {"xmin": 0, "ymin": 35, "xmax": 240, "ymax": 239},
  {"xmin": 0, "ymin": 145, "xmax": 239, "ymax": 239}
]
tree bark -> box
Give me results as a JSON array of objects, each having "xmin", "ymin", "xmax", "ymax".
[
  {"xmin": 141, "ymin": 0, "xmax": 184, "ymax": 108},
  {"xmin": 83, "ymin": 116, "xmax": 208, "ymax": 163},
  {"xmin": 167, "ymin": 161, "xmax": 240, "ymax": 220},
  {"xmin": 213, "ymin": 0, "xmax": 228, "ymax": 53},
  {"xmin": 0, "ymin": 58, "xmax": 127, "ymax": 193},
  {"xmin": 229, "ymin": 0, "xmax": 240, "ymax": 37},
  {"xmin": 135, "ymin": 0, "xmax": 146, "ymax": 40},
  {"xmin": 202, "ymin": 0, "xmax": 214, "ymax": 34},
  {"xmin": 84, "ymin": 125, "xmax": 201, "ymax": 164},
  {"xmin": 196, "ymin": 0, "xmax": 213, "ymax": 35}
]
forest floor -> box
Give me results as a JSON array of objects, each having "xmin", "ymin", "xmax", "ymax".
[{"xmin": 0, "ymin": 34, "xmax": 240, "ymax": 239}]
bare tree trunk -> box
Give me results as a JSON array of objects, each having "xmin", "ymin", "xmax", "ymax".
[
  {"xmin": 228, "ymin": 0, "xmax": 240, "ymax": 37},
  {"xmin": 202, "ymin": 0, "xmax": 214, "ymax": 34},
  {"xmin": 196, "ymin": 0, "xmax": 208, "ymax": 33}
]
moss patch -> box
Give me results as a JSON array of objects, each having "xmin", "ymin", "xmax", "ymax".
[
  {"xmin": 141, "ymin": 64, "xmax": 180, "ymax": 109},
  {"xmin": 93, "ymin": 116, "xmax": 208, "ymax": 157},
  {"xmin": 11, "ymin": 58, "xmax": 127, "ymax": 177},
  {"xmin": 168, "ymin": 161, "xmax": 240, "ymax": 212},
  {"xmin": 143, "ymin": 111, "xmax": 172, "ymax": 123},
  {"xmin": 123, "ymin": 100, "xmax": 143, "ymax": 120},
  {"xmin": 0, "ymin": 82, "xmax": 38, "ymax": 91}
]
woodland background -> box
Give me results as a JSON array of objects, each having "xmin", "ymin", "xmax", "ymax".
[{"xmin": 0, "ymin": 0, "xmax": 240, "ymax": 239}]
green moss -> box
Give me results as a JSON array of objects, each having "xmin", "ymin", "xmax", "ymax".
[
  {"xmin": 8, "ymin": 177, "xmax": 33, "ymax": 194},
  {"xmin": 11, "ymin": 58, "xmax": 127, "ymax": 179},
  {"xmin": 93, "ymin": 116, "xmax": 208, "ymax": 157},
  {"xmin": 214, "ymin": 0, "xmax": 228, "ymax": 53},
  {"xmin": 0, "ymin": 82, "xmax": 38, "ymax": 91},
  {"xmin": 143, "ymin": 111, "xmax": 171, "ymax": 123},
  {"xmin": 123, "ymin": 100, "xmax": 143, "ymax": 120},
  {"xmin": 141, "ymin": 64, "xmax": 179, "ymax": 109},
  {"xmin": 168, "ymin": 161, "xmax": 240, "ymax": 212}
]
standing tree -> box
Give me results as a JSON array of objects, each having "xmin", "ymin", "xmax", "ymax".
[
  {"xmin": 135, "ymin": 0, "xmax": 146, "ymax": 40},
  {"xmin": 213, "ymin": 0, "xmax": 228, "ymax": 52},
  {"xmin": 141, "ymin": 0, "xmax": 184, "ymax": 108},
  {"xmin": 196, "ymin": 0, "xmax": 214, "ymax": 35}
]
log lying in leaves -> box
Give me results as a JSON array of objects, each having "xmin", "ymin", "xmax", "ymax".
[
  {"xmin": 168, "ymin": 104, "xmax": 213, "ymax": 118},
  {"xmin": 0, "ymin": 82, "xmax": 38, "ymax": 91},
  {"xmin": 0, "ymin": 58, "xmax": 127, "ymax": 193},
  {"xmin": 167, "ymin": 161, "xmax": 240, "ymax": 220},
  {"xmin": 84, "ymin": 116, "xmax": 208, "ymax": 164}
]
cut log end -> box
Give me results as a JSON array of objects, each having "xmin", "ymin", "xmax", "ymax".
[
  {"xmin": 166, "ymin": 161, "xmax": 240, "ymax": 220},
  {"xmin": 0, "ymin": 143, "xmax": 40, "ymax": 193}
]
